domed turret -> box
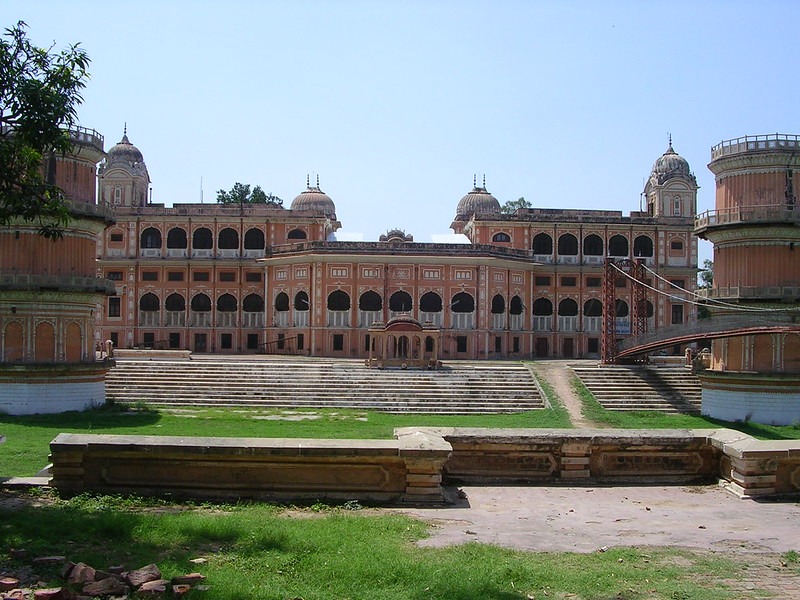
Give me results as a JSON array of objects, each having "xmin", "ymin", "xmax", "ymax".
[
  {"xmin": 649, "ymin": 141, "xmax": 696, "ymax": 185},
  {"xmin": 643, "ymin": 137, "xmax": 699, "ymax": 218},
  {"xmin": 97, "ymin": 127, "xmax": 151, "ymax": 207},
  {"xmin": 454, "ymin": 177, "xmax": 501, "ymax": 221},
  {"xmin": 106, "ymin": 131, "xmax": 145, "ymax": 167},
  {"xmin": 290, "ymin": 176, "xmax": 337, "ymax": 217}
]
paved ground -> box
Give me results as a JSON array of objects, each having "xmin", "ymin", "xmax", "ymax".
[
  {"xmin": 395, "ymin": 484, "xmax": 800, "ymax": 597},
  {"xmin": 399, "ymin": 484, "xmax": 800, "ymax": 554}
]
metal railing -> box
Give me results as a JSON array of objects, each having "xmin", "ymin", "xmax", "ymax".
[
  {"xmin": 0, "ymin": 273, "xmax": 116, "ymax": 294},
  {"xmin": 711, "ymin": 133, "xmax": 800, "ymax": 160},
  {"xmin": 695, "ymin": 204, "xmax": 800, "ymax": 230}
]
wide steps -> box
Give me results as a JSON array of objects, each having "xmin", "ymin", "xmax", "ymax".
[
  {"xmin": 571, "ymin": 365, "xmax": 702, "ymax": 414},
  {"xmin": 106, "ymin": 357, "xmax": 544, "ymax": 414}
]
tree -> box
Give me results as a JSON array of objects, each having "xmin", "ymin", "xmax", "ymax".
[
  {"xmin": 697, "ymin": 259, "xmax": 713, "ymax": 319},
  {"xmin": 500, "ymin": 196, "xmax": 532, "ymax": 214},
  {"xmin": 698, "ymin": 259, "xmax": 713, "ymax": 289},
  {"xmin": 0, "ymin": 21, "xmax": 90, "ymax": 239},
  {"xmin": 216, "ymin": 182, "xmax": 283, "ymax": 206}
]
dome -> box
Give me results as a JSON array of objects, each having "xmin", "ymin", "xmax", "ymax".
[
  {"xmin": 649, "ymin": 142, "xmax": 695, "ymax": 184},
  {"xmin": 106, "ymin": 133, "xmax": 144, "ymax": 166},
  {"xmin": 455, "ymin": 183, "xmax": 501, "ymax": 221},
  {"xmin": 379, "ymin": 229, "xmax": 413, "ymax": 242},
  {"xmin": 385, "ymin": 314, "xmax": 423, "ymax": 331},
  {"xmin": 290, "ymin": 180, "xmax": 336, "ymax": 217}
]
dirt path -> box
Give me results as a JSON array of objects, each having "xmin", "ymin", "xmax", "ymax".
[{"xmin": 531, "ymin": 360, "xmax": 598, "ymax": 428}]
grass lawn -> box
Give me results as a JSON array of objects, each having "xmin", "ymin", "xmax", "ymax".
[
  {"xmin": 0, "ymin": 491, "xmax": 758, "ymax": 600},
  {"xmin": 0, "ymin": 404, "xmax": 571, "ymax": 477},
  {"xmin": 570, "ymin": 375, "xmax": 800, "ymax": 439}
]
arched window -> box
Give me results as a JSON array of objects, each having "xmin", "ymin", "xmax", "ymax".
[
  {"xmin": 275, "ymin": 292, "xmax": 290, "ymax": 312},
  {"xmin": 191, "ymin": 293, "xmax": 212, "ymax": 312},
  {"xmin": 532, "ymin": 233, "xmax": 553, "ymax": 254},
  {"xmin": 218, "ymin": 228, "xmax": 239, "ymax": 250},
  {"xmin": 492, "ymin": 232, "xmax": 511, "ymax": 243},
  {"xmin": 615, "ymin": 299, "xmax": 629, "ymax": 317},
  {"xmin": 217, "ymin": 294, "xmax": 237, "ymax": 312},
  {"xmin": 451, "ymin": 292, "xmax": 475, "ymax": 313},
  {"xmin": 646, "ymin": 300, "xmax": 654, "ymax": 318},
  {"xmin": 193, "ymin": 227, "xmax": 213, "ymax": 249},
  {"xmin": 608, "ymin": 234, "xmax": 629, "ymax": 257},
  {"xmin": 244, "ymin": 228, "xmax": 265, "ymax": 249},
  {"xmin": 491, "ymin": 294, "xmax": 505, "ymax": 314},
  {"xmin": 65, "ymin": 322, "xmax": 82, "ymax": 363},
  {"xmin": 558, "ymin": 233, "xmax": 578, "ymax": 256},
  {"xmin": 389, "ymin": 291, "xmax": 413, "ymax": 312},
  {"xmin": 532, "ymin": 298, "xmax": 553, "ymax": 316},
  {"xmin": 583, "ymin": 234, "xmax": 603, "ymax": 256},
  {"xmin": 359, "ymin": 291, "xmax": 382, "ymax": 311},
  {"xmin": 633, "ymin": 235, "xmax": 654, "ymax": 258},
  {"xmin": 166, "ymin": 227, "xmax": 187, "ymax": 249},
  {"xmin": 419, "ymin": 291, "xmax": 442, "ymax": 312},
  {"xmin": 139, "ymin": 293, "xmax": 160, "ymax": 311},
  {"xmin": 509, "ymin": 296, "xmax": 523, "ymax": 315},
  {"xmin": 583, "ymin": 298, "xmax": 602, "ymax": 317},
  {"xmin": 327, "ymin": 290, "xmax": 351, "ymax": 311},
  {"xmin": 140, "ymin": 227, "xmax": 161, "ymax": 249},
  {"xmin": 288, "ymin": 228, "xmax": 307, "ymax": 240},
  {"xmin": 3, "ymin": 322, "xmax": 23, "ymax": 362},
  {"xmin": 165, "ymin": 293, "xmax": 185, "ymax": 312},
  {"xmin": 294, "ymin": 291, "xmax": 310, "ymax": 311},
  {"xmin": 243, "ymin": 294, "xmax": 265, "ymax": 312},
  {"xmin": 558, "ymin": 298, "xmax": 578, "ymax": 316},
  {"xmin": 35, "ymin": 322, "xmax": 55, "ymax": 362}
]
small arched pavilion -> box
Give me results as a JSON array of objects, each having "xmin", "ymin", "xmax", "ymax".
[{"xmin": 366, "ymin": 315, "xmax": 441, "ymax": 369}]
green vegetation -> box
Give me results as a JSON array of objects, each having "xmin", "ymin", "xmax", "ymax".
[
  {"xmin": 571, "ymin": 374, "xmax": 800, "ymax": 439},
  {"xmin": 0, "ymin": 404, "xmax": 571, "ymax": 477},
  {"xmin": 216, "ymin": 182, "xmax": 282, "ymax": 206},
  {"xmin": 0, "ymin": 492, "xmax": 747, "ymax": 599},
  {"xmin": 0, "ymin": 21, "xmax": 91, "ymax": 238}
]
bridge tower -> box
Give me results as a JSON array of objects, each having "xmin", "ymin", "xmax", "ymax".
[
  {"xmin": 0, "ymin": 127, "xmax": 116, "ymax": 414},
  {"xmin": 694, "ymin": 133, "xmax": 800, "ymax": 424}
]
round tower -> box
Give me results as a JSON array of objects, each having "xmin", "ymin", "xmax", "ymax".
[
  {"xmin": 694, "ymin": 133, "xmax": 800, "ymax": 424},
  {"xmin": 0, "ymin": 127, "xmax": 116, "ymax": 414}
]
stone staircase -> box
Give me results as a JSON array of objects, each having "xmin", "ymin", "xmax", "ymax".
[
  {"xmin": 106, "ymin": 356, "xmax": 545, "ymax": 414},
  {"xmin": 570, "ymin": 364, "xmax": 702, "ymax": 414}
]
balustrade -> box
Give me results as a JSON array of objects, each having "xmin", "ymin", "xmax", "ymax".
[
  {"xmin": 328, "ymin": 310, "xmax": 350, "ymax": 327},
  {"xmin": 165, "ymin": 312, "xmax": 185, "ymax": 327},
  {"xmin": 138, "ymin": 311, "xmax": 160, "ymax": 327},
  {"xmin": 451, "ymin": 313, "xmax": 475, "ymax": 329},
  {"xmin": 359, "ymin": 310, "xmax": 382, "ymax": 327}
]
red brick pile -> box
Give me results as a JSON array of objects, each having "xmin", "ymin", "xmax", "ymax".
[{"xmin": 0, "ymin": 555, "xmax": 206, "ymax": 599}]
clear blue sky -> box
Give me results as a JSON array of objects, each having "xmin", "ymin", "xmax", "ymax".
[{"xmin": 12, "ymin": 1, "xmax": 799, "ymax": 263}]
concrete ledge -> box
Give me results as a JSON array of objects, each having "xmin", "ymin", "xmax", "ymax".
[
  {"xmin": 49, "ymin": 432, "xmax": 452, "ymax": 505},
  {"xmin": 48, "ymin": 428, "xmax": 800, "ymax": 503},
  {"xmin": 113, "ymin": 349, "xmax": 192, "ymax": 360}
]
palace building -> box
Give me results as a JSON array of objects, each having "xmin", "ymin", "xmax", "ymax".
[{"xmin": 94, "ymin": 132, "xmax": 699, "ymax": 361}]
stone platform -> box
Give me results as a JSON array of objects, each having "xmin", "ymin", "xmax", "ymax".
[{"xmin": 48, "ymin": 428, "xmax": 800, "ymax": 504}]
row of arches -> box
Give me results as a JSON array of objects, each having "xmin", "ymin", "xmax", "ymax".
[
  {"xmin": 137, "ymin": 226, "xmax": 308, "ymax": 250},
  {"xmin": 139, "ymin": 292, "xmax": 267, "ymax": 313},
  {"xmin": 518, "ymin": 233, "xmax": 656, "ymax": 257},
  {"xmin": 136, "ymin": 291, "xmax": 653, "ymax": 320},
  {"xmin": 2, "ymin": 321, "xmax": 84, "ymax": 363},
  {"xmin": 531, "ymin": 297, "xmax": 653, "ymax": 318}
]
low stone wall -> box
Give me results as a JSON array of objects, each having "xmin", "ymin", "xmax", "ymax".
[
  {"xmin": 411, "ymin": 427, "xmax": 800, "ymax": 498},
  {"xmin": 113, "ymin": 349, "xmax": 192, "ymax": 360},
  {"xmin": 48, "ymin": 428, "xmax": 800, "ymax": 504},
  {"xmin": 423, "ymin": 428, "xmax": 718, "ymax": 485},
  {"xmin": 49, "ymin": 431, "xmax": 451, "ymax": 505}
]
